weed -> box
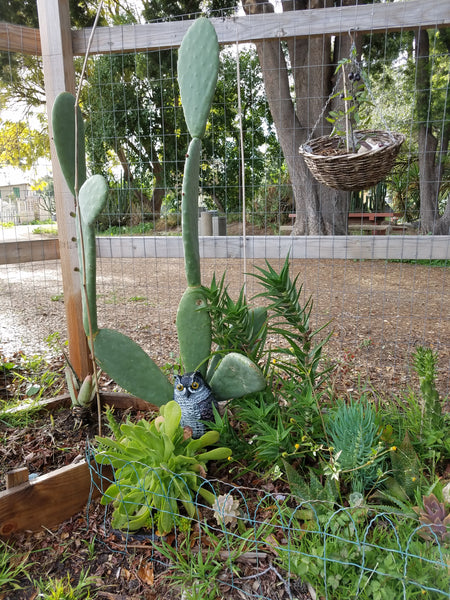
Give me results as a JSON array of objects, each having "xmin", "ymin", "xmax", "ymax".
[
  {"xmin": 33, "ymin": 569, "xmax": 99, "ymax": 599},
  {"xmin": 0, "ymin": 540, "xmax": 31, "ymax": 593},
  {"xmin": 157, "ymin": 529, "xmax": 230, "ymax": 599}
]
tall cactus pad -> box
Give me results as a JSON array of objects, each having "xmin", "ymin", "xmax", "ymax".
[
  {"xmin": 52, "ymin": 92, "xmax": 86, "ymax": 196},
  {"xmin": 78, "ymin": 175, "xmax": 108, "ymax": 336},
  {"xmin": 176, "ymin": 286, "xmax": 211, "ymax": 378},
  {"xmin": 178, "ymin": 18, "xmax": 219, "ymax": 139},
  {"xmin": 182, "ymin": 137, "xmax": 202, "ymax": 287},
  {"xmin": 94, "ymin": 328, "xmax": 173, "ymax": 406}
]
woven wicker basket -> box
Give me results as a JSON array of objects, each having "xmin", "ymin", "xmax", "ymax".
[{"xmin": 299, "ymin": 130, "xmax": 405, "ymax": 192}]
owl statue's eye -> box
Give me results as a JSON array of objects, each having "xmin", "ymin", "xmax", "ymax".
[
  {"xmin": 191, "ymin": 381, "xmax": 199, "ymax": 390},
  {"xmin": 176, "ymin": 383, "xmax": 184, "ymax": 392}
]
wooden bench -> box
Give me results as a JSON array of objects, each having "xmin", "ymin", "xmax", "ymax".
[{"xmin": 286, "ymin": 213, "xmax": 401, "ymax": 235}]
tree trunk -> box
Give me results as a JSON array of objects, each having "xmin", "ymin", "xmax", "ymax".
[
  {"xmin": 117, "ymin": 147, "xmax": 163, "ymax": 222},
  {"xmin": 242, "ymin": 0, "xmax": 349, "ymax": 235},
  {"xmin": 416, "ymin": 29, "xmax": 449, "ymax": 234}
]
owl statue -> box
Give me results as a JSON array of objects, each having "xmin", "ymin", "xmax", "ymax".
[{"xmin": 173, "ymin": 371, "xmax": 217, "ymax": 439}]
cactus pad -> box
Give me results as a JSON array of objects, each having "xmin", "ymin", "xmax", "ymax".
[
  {"xmin": 176, "ymin": 286, "xmax": 211, "ymax": 378},
  {"xmin": 52, "ymin": 92, "xmax": 86, "ymax": 196},
  {"xmin": 208, "ymin": 352, "xmax": 266, "ymax": 401},
  {"xmin": 94, "ymin": 328, "xmax": 173, "ymax": 406},
  {"xmin": 178, "ymin": 18, "xmax": 219, "ymax": 139}
]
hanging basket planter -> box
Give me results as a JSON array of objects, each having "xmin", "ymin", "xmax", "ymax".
[{"xmin": 299, "ymin": 129, "xmax": 405, "ymax": 192}]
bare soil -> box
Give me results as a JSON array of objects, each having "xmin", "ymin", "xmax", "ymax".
[{"xmin": 1, "ymin": 252, "xmax": 449, "ymax": 395}]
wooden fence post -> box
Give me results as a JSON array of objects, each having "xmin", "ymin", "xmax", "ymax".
[{"xmin": 37, "ymin": 0, "xmax": 91, "ymax": 379}]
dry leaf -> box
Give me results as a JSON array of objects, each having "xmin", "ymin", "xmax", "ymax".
[{"xmin": 137, "ymin": 562, "xmax": 154, "ymax": 585}]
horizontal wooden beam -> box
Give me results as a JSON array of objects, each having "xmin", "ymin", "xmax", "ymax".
[
  {"xmin": 96, "ymin": 235, "xmax": 450, "ymax": 261},
  {"xmin": 2, "ymin": 0, "xmax": 449, "ymax": 57},
  {"xmin": 0, "ymin": 460, "xmax": 111, "ymax": 536},
  {"xmin": 0, "ymin": 22, "xmax": 41, "ymax": 54},
  {"xmin": 71, "ymin": 0, "xmax": 450, "ymax": 55},
  {"xmin": 0, "ymin": 239, "xmax": 60, "ymax": 265}
]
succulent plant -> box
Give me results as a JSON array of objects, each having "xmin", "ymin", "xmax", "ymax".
[
  {"xmin": 415, "ymin": 493, "xmax": 450, "ymax": 543},
  {"xmin": 51, "ymin": 18, "xmax": 266, "ymax": 413},
  {"xmin": 95, "ymin": 401, "xmax": 231, "ymax": 534}
]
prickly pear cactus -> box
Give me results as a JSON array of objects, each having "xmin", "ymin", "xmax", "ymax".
[
  {"xmin": 176, "ymin": 18, "xmax": 265, "ymax": 399},
  {"xmin": 51, "ymin": 17, "xmax": 265, "ymax": 411},
  {"xmin": 52, "ymin": 92, "xmax": 86, "ymax": 196}
]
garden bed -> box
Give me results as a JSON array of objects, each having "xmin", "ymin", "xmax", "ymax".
[{"xmin": 1, "ymin": 393, "xmax": 313, "ymax": 600}]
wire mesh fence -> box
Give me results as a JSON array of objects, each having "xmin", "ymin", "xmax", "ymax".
[
  {"xmin": 86, "ymin": 448, "xmax": 450, "ymax": 600},
  {"xmin": 1, "ymin": 3, "xmax": 449, "ymax": 392}
]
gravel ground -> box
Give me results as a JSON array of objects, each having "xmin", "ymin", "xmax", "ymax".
[{"xmin": 1, "ymin": 249, "xmax": 449, "ymax": 397}]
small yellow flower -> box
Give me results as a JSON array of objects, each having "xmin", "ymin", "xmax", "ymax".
[
  {"xmin": 272, "ymin": 358, "xmax": 277, "ymax": 364},
  {"xmin": 294, "ymin": 443, "xmax": 300, "ymax": 450},
  {"xmin": 227, "ymin": 456, "xmax": 232, "ymax": 461},
  {"xmin": 390, "ymin": 446, "xmax": 397, "ymax": 451},
  {"xmin": 411, "ymin": 477, "xmax": 417, "ymax": 482}
]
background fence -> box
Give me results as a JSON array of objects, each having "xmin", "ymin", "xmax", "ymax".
[{"xmin": 0, "ymin": 0, "xmax": 449, "ymax": 398}]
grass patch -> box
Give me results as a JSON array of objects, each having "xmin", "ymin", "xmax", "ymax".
[
  {"xmin": 387, "ymin": 259, "xmax": 448, "ymax": 267},
  {"xmin": 97, "ymin": 222, "xmax": 155, "ymax": 236}
]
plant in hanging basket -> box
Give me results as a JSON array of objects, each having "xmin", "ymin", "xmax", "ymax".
[
  {"xmin": 327, "ymin": 57, "xmax": 373, "ymax": 154},
  {"xmin": 299, "ymin": 54, "xmax": 405, "ymax": 192}
]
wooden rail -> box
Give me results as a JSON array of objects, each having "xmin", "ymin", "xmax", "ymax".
[
  {"xmin": 1, "ymin": 0, "xmax": 449, "ymax": 56},
  {"xmin": 0, "ymin": 238, "xmax": 60, "ymax": 265},
  {"xmin": 95, "ymin": 235, "xmax": 450, "ymax": 261}
]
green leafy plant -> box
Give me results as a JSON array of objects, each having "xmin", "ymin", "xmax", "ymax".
[
  {"xmin": 275, "ymin": 510, "xmax": 449, "ymax": 600},
  {"xmin": 64, "ymin": 364, "xmax": 100, "ymax": 425},
  {"xmin": 202, "ymin": 273, "xmax": 268, "ymax": 375},
  {"xmin": 252, "ymin": 256, "xmax": 332, "ymax": 390},
  {"xmin": 94, "ymin": 401, "xmax": 231, "ymax": 534},
  {"xmin": 327, "ymin": 51, "xmax": 373, "ymax": 153},
  {"xmin": 157, "ymin": 528, "xmax": 229, "ymax": 600},
  {"xmin": 413, "ymin": 346, "xmax": 444, "ymax": 432},
  {"xmin": 33, "ymin": 569, "xmax": 99, "ymax": 599},
  {"xmin": 0, "ymin": 541, "xmax": 31, "ymax": 594},
  {"xmin": 283, "ymin": 458, "xmax": 338, "ymax": 510}
]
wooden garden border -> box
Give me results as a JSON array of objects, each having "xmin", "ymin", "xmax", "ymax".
[{"xmin": 0, "ymin": 392, "xmax": 154, "ymax": 537}]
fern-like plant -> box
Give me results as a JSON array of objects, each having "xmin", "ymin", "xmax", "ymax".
[
  {"xmin": 413, "ymin": 346, "xmax": 443, "ymax": 432},
  {"xmin": 202, "ymin": 273, "xmax": 268, "ymax": 378}
]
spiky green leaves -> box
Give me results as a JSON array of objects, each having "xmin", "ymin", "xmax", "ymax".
[{"xmin": 178, "ymin": 18, "xmax": 219, "ymax": 139}]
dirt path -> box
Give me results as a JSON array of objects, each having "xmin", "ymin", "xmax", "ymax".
[{"xmin": 0, "ymin": 256, "xmax": 449, "ymax": 397}]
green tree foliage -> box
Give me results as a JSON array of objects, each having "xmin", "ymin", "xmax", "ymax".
[{"xmin": 202, "ymin": 49, "xmax": 280, "ymax": 215}]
